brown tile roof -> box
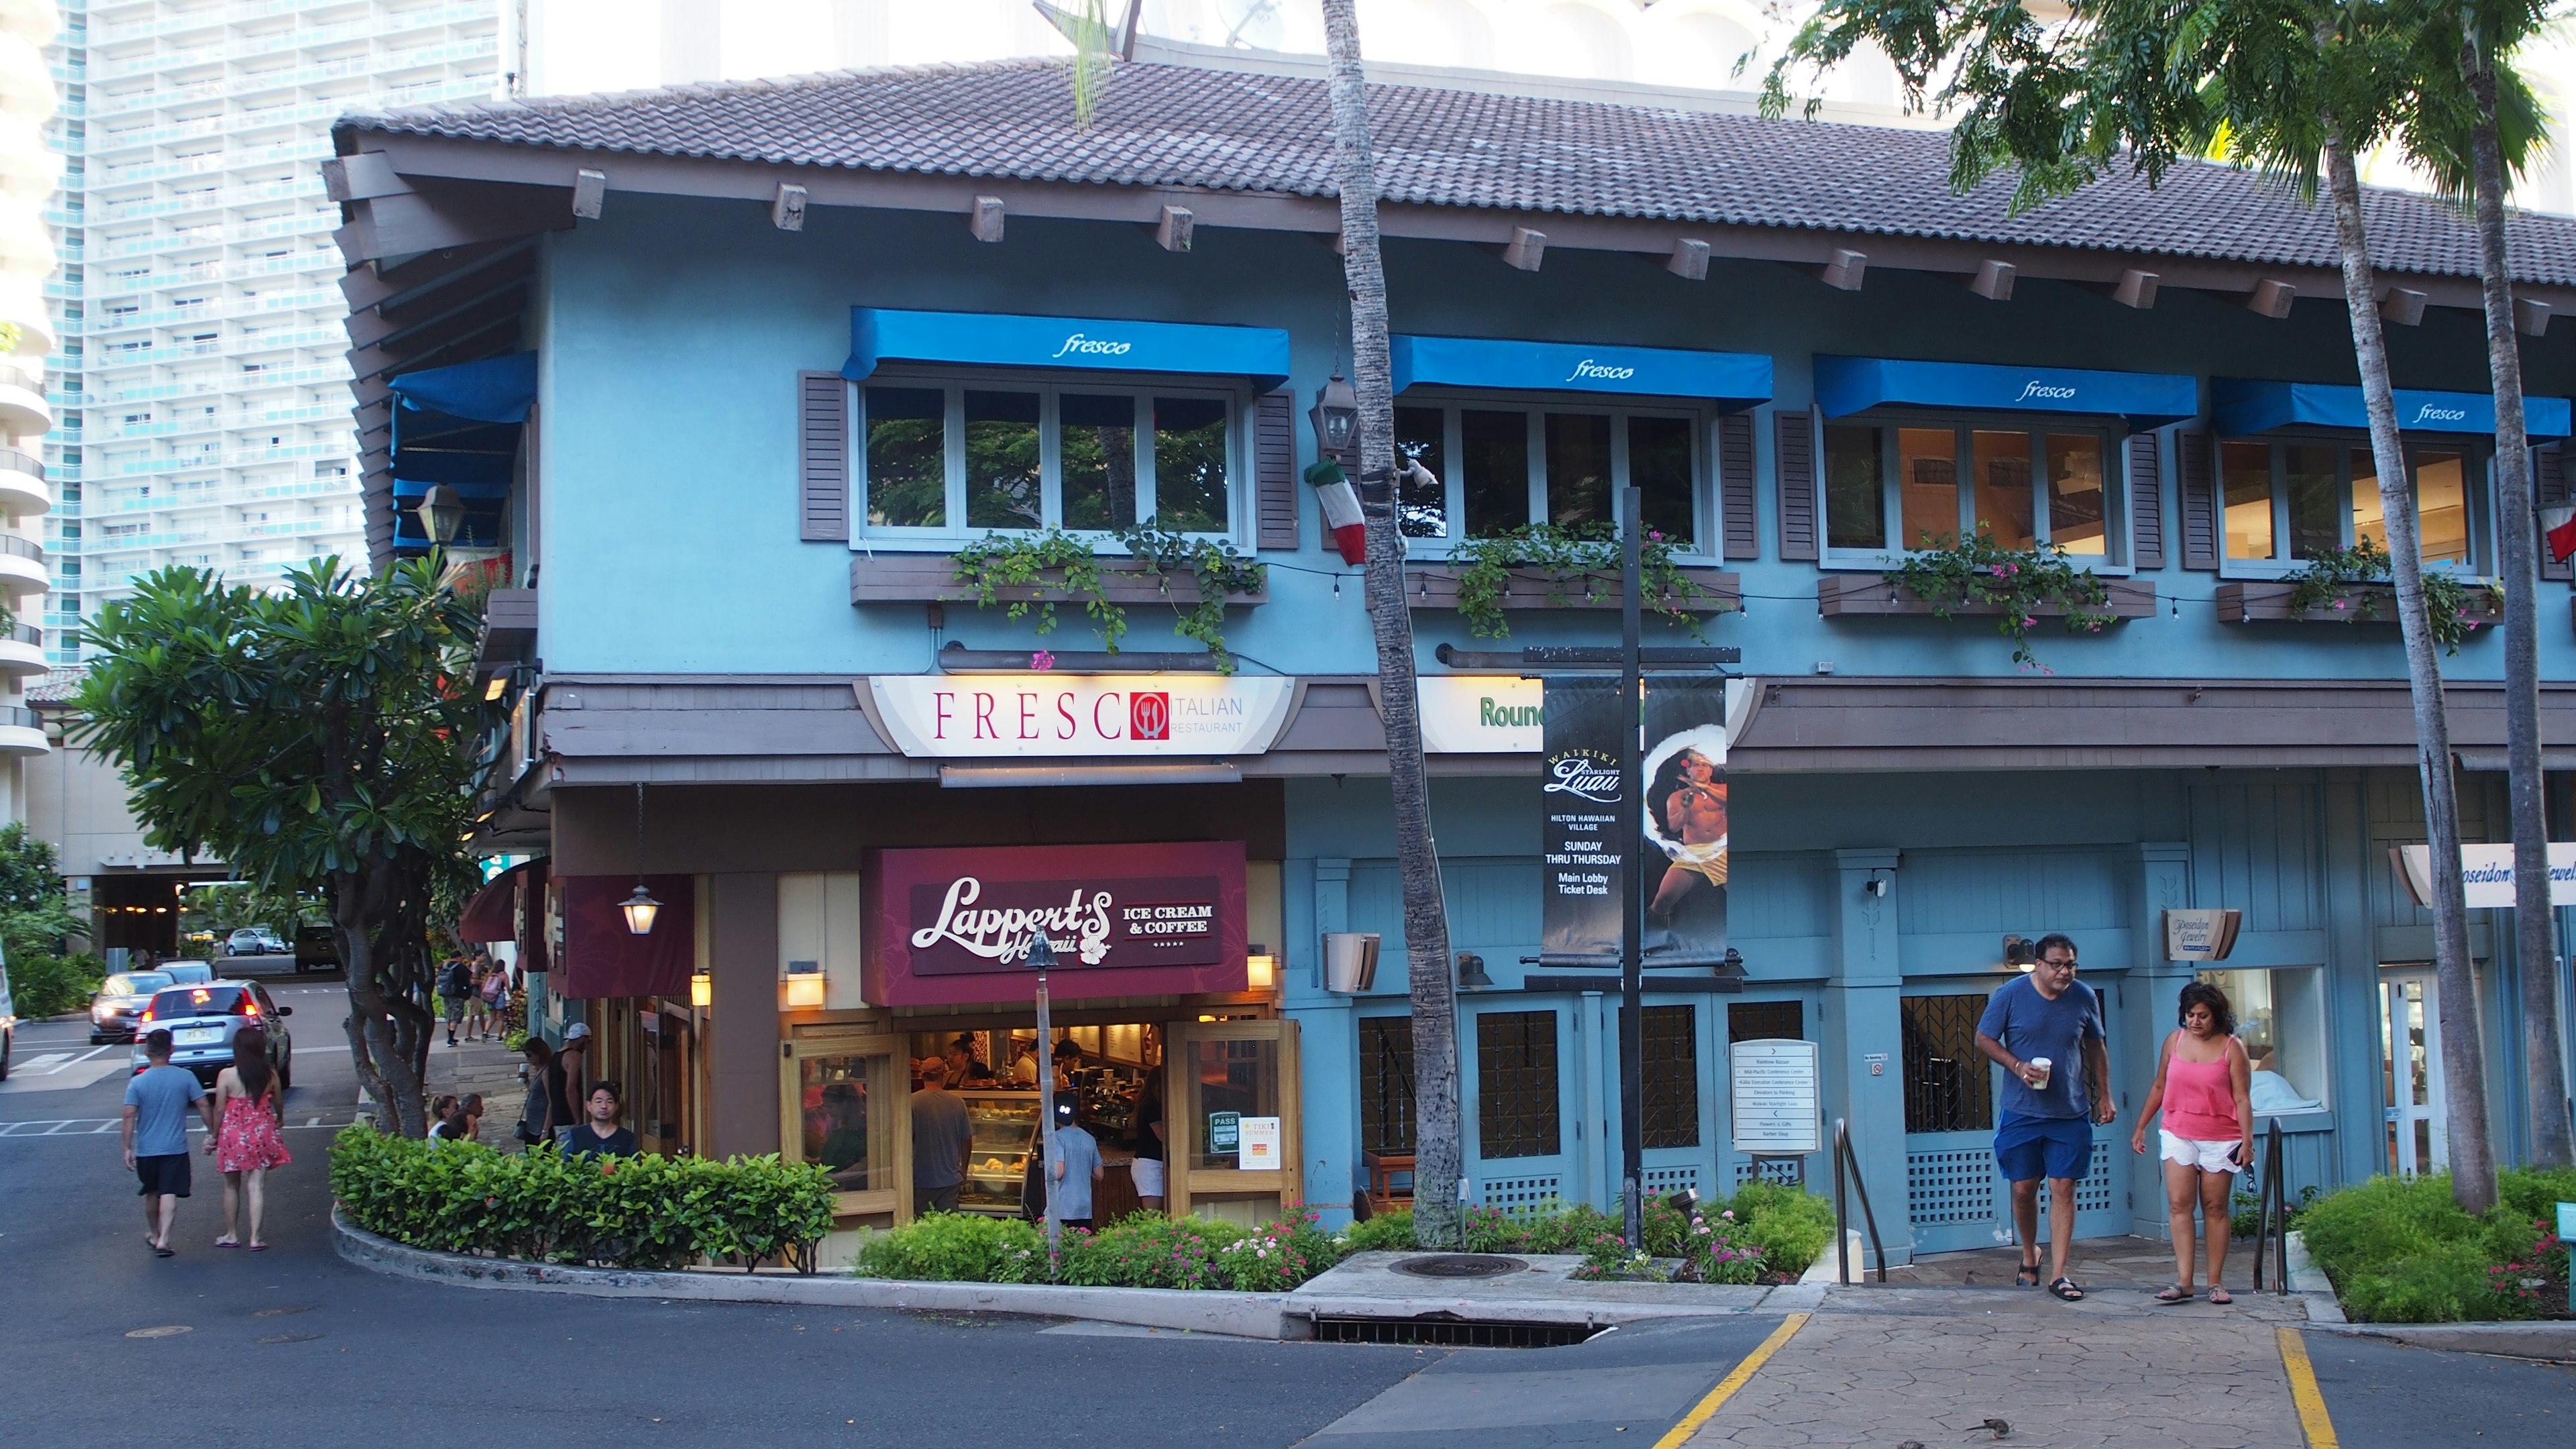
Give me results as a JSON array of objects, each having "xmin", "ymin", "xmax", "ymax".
[{"xmin": 343, "ymin": 58, "xmax": 2576, "ymax": 286}]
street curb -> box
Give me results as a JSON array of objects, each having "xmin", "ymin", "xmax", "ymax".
[
  {"xmin": 331, "ymin": 1210, "xmax": 1307, "ymax": 1339},
  {"xmin": 2306, "ymin": 1320, "xmax": 2576, "ymax": 1362}
]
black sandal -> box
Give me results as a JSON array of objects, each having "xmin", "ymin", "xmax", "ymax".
[
  {"xmin": 2048, "ymin": 1277, "xmax": 2085, "ymax": 1301},
  {"xmin": 2015, "ymin": 1262, "xmax": 2041, "ymax": 1287}
]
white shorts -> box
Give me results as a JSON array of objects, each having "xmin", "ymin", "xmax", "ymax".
[
  {"xmin": 1130, "ymin": 1156, "xmax": 1166, "ymax": 1197},
  {"xmin": 2160, "ymin": 1129, "xmax": 2244, "ymax": 1175}
]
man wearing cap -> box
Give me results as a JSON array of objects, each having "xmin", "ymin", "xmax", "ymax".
[
  {"xmin": 911, "ymin": 1058, "xmax": 971, "ymax": 1214},
  {"xmin": 551, "ymin": 1022, "xmax": 592, "ymax": 1146}
]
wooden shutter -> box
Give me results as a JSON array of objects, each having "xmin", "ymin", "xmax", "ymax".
[
  {"xmin": 2177, "ymin": 430, "xmax": 2217, "ymax": 570},
  {"xmin": 1254, "ymin": 389, "xmax": 1299, "ymax": 551},
  {"xmin": 1719, "ymin": 412, "xmax": 1758, "ymax": 559},
  {"xmin": 2538, "ymin": 443, "xmax": 2569, "ymax": 582},
  {"xmin": 1774, "ymin": 408, "xmax": 1818, "ymax": 561},
  {"xmin": 2127, "ymin": 431, "xmax": 2165, "ymax": 570},
  {"xmin": 797, "ymin": 370, "xmax": 849, "ymax": 542}
]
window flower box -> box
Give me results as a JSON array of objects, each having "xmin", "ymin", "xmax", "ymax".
[
  {"xmin": 2214, "ymin": 580, "xmax": 2500, "ymax": 628},
  {"xmin": 1817, "ymin": 575, "xmax": 2157, "ymax": 619},
  {"xmin": 849, "ymin": 555, "xmax": 1269, "ymax": 608},
  {"xmin": 1401, "ymin": 565, "xmax": 1741, "ymax": 614}
]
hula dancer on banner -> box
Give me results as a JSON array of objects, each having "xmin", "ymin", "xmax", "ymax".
[{"xmin": 1648, "ymin": 747, "xmax": 1727, "ymax": 927}]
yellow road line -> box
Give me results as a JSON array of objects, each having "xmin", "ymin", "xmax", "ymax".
[
  {"xmin": 2277, "ymin": 1326, "xmax": 2342, "ymax": 1449},
  {"xmin": 1653, "ymin": 1311, "xmax": 1811, "ymax": 1449}
]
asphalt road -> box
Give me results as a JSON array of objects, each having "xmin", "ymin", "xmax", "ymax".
[
  {"xmin": 2305, "ymin": 1330, "xmax": 2576, "ymax": 1448},
  {"xmin": 0, "ymin": 975, "xmax": 1775, "ymax": 1449}
]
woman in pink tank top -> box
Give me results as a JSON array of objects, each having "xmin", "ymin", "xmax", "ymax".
[{"xmin": 2131, "ymin": 981, "xmax": 2254, "ymax": 1303}]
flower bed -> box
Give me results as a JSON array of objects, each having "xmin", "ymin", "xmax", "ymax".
[
  {"xmin": 2298, "ymin": 1167, "xmax": 2575, "ymax": 1322},
  {"xmin": 328, "ymin": 1125, "xmax": 839, "ymax": 1273},
  {"xmin": 851, "ymin": 1183, "xmax": 1839, "ymax": 1293}
]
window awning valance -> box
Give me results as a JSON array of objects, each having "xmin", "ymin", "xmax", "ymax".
[
  {"xmin": 1815, "ymin": 355, "xmax": 2198, "ymax": 430},
  {"xmin": 1390, "ymin": 334, "xmax": 1772, "ymax": 407},
  {"xmin": 2212, "ymin": 378, "xmax": 2573, "ymax": 439},
  {"xmin": 389, "ymin": 352, "xmax": 538, "ymax": 424},
  {"xmin": 388, "ymin": 353, "xmax": 533, "ymax": 553},
  {"xmin": 843, "ymin": 308, "xmax": 1291, "ymax": 388}
]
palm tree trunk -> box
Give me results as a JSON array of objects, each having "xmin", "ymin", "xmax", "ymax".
[
  {"xmin": 2322, "ymin": 131, "xmax": 2500, "ymax": 1210},
  {"xmin": 1320, "ymin": 0, "xmax": 1464, "ymax": 1248},
  {"xmin": 2462, "ymin": 34, "xmax": 2573, "ymax": 1169}
]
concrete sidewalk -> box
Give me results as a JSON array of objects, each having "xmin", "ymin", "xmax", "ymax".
[{"xmin": 1679, "ymin": 1308, "xmax": 2310, "ymax": 1448}]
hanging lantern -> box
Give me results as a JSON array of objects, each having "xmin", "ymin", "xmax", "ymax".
[{"xmin": 620, "ymin": 883, "xmax": 660, "ymax": 936}]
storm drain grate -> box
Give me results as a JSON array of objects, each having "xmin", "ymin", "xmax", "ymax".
[
  {"xmin": 1389, "ymin": 1253, "xmax": 1528, "ymax": 1279},
  {"xmin": 1312, "ymin": 1315, "xmax": 1607, "ymax": 1348}
]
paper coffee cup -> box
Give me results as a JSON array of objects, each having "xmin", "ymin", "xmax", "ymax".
[{"xmin": 2028, "ymin": 1057, "xmax": 2053, "ymax": 1087}]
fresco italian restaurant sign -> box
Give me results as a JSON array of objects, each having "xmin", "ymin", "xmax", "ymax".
[
  {"xmin": 864, "ymin": 676, "xmax": 1297, "ymax": 757},
  {"xmin": 863, "ymin": 842, "xmax": 1250, "ymax": 1006}
]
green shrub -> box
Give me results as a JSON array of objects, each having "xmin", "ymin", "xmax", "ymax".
[
  {"xmin": 1216, "ymin": 1208, "xmax": 1342, "ymax": 1292},
  {"xmin": 1338, "ymin": 1210, "xmax": 1417, "ymax": 1253},
  {"xmin": 6, "ymin": 949, "xmax": 105, "ymax": 1020},
  {"xmin": 329, "ymin": 1124, "xmax": 837, "ymax": 1273},
  {"xmin": 856, "ymin": 1212, "xmax": 1046, "ymax": 1283},
  {"xmin": 2296, "ymin": 1172, "xmax": 2567, "ymax": 1323},
  {"xmin": 1059, "ymin": 1213, "xmax": 1246, "ymax": 1289},
  {"xmin": 1727, "ymin": 1181, "xmax": 1837, "ymax": 1279},
  {"xmin": 1525, "ymin": 1203, "xmax": 1620, "ymax": 1254},
  {"xmin": 1459, "ymin": 1203, "xmax": 1536, "ymax": 1253},
  {"xmin": 2497, "ymin": 1167, "xmax": 2576, "ymax": 1222}
]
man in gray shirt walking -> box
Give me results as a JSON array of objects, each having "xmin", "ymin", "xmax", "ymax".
[
  {"xmin": 123, "ymin": 1028, "xmax": 217, "ymax": 1257},
  {"xmin": 911, "ymin": 1059, "xmax": 972, "ymax": 1214}
]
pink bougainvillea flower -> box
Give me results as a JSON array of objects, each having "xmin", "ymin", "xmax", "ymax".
[{"xmin": 1030, "ymin": 648, "xmax": 1057, "ymax": 671}]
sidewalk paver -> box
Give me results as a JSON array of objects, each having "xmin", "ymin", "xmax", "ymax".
[{"xmin": 1682, "ymin": 1309, "xmax": 2307, "ymax": 1448}]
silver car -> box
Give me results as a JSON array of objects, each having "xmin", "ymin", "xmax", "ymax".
[
  {"xmin": 130, "ymin": 980, "xmax": 293, "ymax": 1090},
  {"xmin": 224, "ymin": 926, "xmax": 288, "ymax": 957},
  {"xmin": 90, "ymin": 969, "xmax": 177, "ymax": 1044}
]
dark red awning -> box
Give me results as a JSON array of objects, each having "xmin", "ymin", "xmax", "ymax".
[
  {"xmin": 455, "ymin": 859, "xmax": 535, "ymax": 943},
  {"xmin": 553, "ymin": 874, "xmax": 694, "ymax": 1001}
]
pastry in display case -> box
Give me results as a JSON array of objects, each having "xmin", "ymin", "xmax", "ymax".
[{"xmin": 954, "ymin": 1090, "xmax": 1040, "ymax": 1216}]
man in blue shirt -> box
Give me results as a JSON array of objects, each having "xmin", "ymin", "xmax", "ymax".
[
  {"xmin": 1975, "ymin": 934, "xmax": 2113, "ymax": 1301},
  {"xmin": 123, "ymin": 1028, "xmax": 217, "ymax": 1257}
]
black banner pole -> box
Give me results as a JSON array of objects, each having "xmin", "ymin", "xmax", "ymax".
[{"xmin": 1619, "ymin": 484, "xmax": 1646, "ymax": 1254}]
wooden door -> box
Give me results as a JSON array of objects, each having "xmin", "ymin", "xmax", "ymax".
[
  {"xmin": 1168, "ymin": 1018, "xmax": 1301, "ymax": 1220},
  {"xmin": 780, "ymin": 1032, "xmax": 911, "ymax": 1227}
]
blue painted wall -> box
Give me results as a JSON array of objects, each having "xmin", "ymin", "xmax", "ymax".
[{"xmin": 531, "ymin": 193, "xmax": 2576, "ymax": 685}]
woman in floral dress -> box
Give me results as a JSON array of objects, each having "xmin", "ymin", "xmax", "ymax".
[{"xmin": 205, "ymin": 1026, "xmax": 292, "ymax": 1250}]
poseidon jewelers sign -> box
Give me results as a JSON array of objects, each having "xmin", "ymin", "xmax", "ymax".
[
  {"xmin": 863, "ymin": 843, "xmax": 1250, "ymax": 1006},
  {"xmin": 864, "ymin": 676, "xmax": 1297, "ymax": 758}
]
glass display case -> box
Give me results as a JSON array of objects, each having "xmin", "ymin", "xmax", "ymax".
[{"xmin": 955, "ymin": 1089, "xmax": 1041, "ymax": 1216}]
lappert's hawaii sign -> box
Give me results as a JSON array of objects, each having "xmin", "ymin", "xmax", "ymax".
[
  {"xmin": 863, "ymin": 843, "xmax": 1249, "ymax": 1006},
  {"xmin": 864, "ymin": 676, "xmax": 1296, "ymax": 758}
]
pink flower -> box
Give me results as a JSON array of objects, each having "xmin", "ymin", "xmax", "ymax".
[{"xmin": 1030, "ymin": 648, "xmax": 1057, "ymax": 671}]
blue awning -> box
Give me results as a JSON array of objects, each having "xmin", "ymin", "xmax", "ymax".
[
  {"xmin": 390, "ymin": 352, "xmax": 537, "ymax": 424},
  {"xmin": 843, "ymin": 309, "xmax": 1291, "ymax": 388},
  {"xmin": 2212, "ymin": 378, "xmax": 2572, "ymax": 439},
  {"xmin": 1815, "ymin": 356, "xmax": 2198, "ymax": 429},
  {"xmin": 1389, "ymin": 335, "xmax": 1772, "ymax": 407}
]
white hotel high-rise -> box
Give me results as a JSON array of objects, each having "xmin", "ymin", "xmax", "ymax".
[{"xmin": 40, "ymin": 0, "xmax": 506, "ymax": 668}]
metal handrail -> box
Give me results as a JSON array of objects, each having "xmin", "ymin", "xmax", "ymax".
[
  {"xmin": 2250, "ymin": 1119, "xmax": 2291, "ymax": 1293},
  {"xmin": 1831, "ymin": 1117, "xmax": 1888, "ymax": 1284}
]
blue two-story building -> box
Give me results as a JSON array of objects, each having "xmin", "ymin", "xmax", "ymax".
[{"xmin": 341, "ymin": 54, "xmax": 2576, "ymax": 1260}]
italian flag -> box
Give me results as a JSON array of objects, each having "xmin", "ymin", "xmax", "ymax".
[
  {"xmin": 2546, "ymin": 505, "xmax": 2576, "ymax": 564},
  {"xmin": 1307, "ymin": 461, "xmax": 1367, "ymax": 565}
]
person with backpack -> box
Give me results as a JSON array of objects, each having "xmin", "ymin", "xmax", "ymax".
[{"xmin": 437, "ymin": 955, "xmax": 473, "ymax": 1046}]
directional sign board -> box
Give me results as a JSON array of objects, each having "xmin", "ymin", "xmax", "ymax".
[{"xmin": 1730, "ymin": 1038, "xmax": 1823, "ymax": 1156}]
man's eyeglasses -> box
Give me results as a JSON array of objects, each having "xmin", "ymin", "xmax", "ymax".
[{"xmin": 2037, "ymin": 956, "xmax": 2078, "ymax": 971}]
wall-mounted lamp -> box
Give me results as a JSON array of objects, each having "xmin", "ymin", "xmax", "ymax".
[
  {"xmin": 1245, "ymin": 944, "xmax": 1278, "ymax": 992},
  {"xmin": 415, "ymin": 482, "xmax": 466, "ymax": 545},
  {"xmin": 2002, "ymin": 934, "xmax": 2037, "ymax": 972},
  {"xmin": 1862, "ymin": 873, "xmax": 1890, "ymax": 899},
  {"xmin": 1456, "ymin": 951, "xmax": 1495, "ymax": 991},
  {"xmin": 689, "ymin": 966, "xmax": 713, "ymax": 1008},
  {"xmin": 783, "ymin": 959, "xmax": 824, "ymax": 1008}
]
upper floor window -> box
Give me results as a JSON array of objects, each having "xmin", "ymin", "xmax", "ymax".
[
  {"xmin": 1823, "ymin": 419, "xmax": 2123, "ymax": 562},
  {"xmin": 2218, "ymin": 438, "xmax": 2481, "ymax": 572},
  {"xmin": 1390, "ymin": 399, "xmax": 1701, "ymax": 549},
  {"xmin": 859, "ymin": 378, "xmax": 1232, "ymax": 538}
]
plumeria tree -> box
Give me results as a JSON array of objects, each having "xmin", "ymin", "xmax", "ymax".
[{"xmin": 76, "ymin": 559, "xmax": 498, "ymax": 1137}]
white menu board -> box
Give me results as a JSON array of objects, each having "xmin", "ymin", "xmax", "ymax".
[{"xmin": 1730, "ymin": 1039, "xmax": 1822, "ymax": 1155}]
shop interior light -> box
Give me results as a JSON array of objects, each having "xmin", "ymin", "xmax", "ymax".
[
  {"xmin": 689, "ymin": 967, "xmax": 713, "ymax": 1008},
  {"xmin": 1245, "ymin": 944, "xmax": 1277, "ymax": 991}
]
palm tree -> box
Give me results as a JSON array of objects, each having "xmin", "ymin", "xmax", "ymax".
[
  {"xmin": 2438, "ymin": 0, "xmax": 2573, "ymax": 1169},
  {"xmin": 1770, "ymin": 0, "xmax": 2508, "ymax": 1208},
  {"xmin": 1060, "ymin": 0, "xmax": 1466, "ymax": 1241},
  {"xmin": 1318, "ymin": 0, "xmax": 1466, "ymax": 1249}
]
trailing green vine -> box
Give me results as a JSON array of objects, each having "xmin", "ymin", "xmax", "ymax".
[
  {"xmin": 2283, "ymin": 538, "xmax": 2499, "ymax": 654},
  {"xmin": 1444, "ymin": 523, "xmax": 1713, "ymax": 640},
  {"xmin": 948, "ymin": 523, "xmax": 1267, "ymax": 672},
  {"xmin": 1885, "ymin": 531, "xmax": 2117, "ymax": 672}
]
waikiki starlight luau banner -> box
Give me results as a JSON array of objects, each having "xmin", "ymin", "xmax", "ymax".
[{"xmin": 1539, "ymin": 677, "xmax": 1731, "ymax": 965}]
